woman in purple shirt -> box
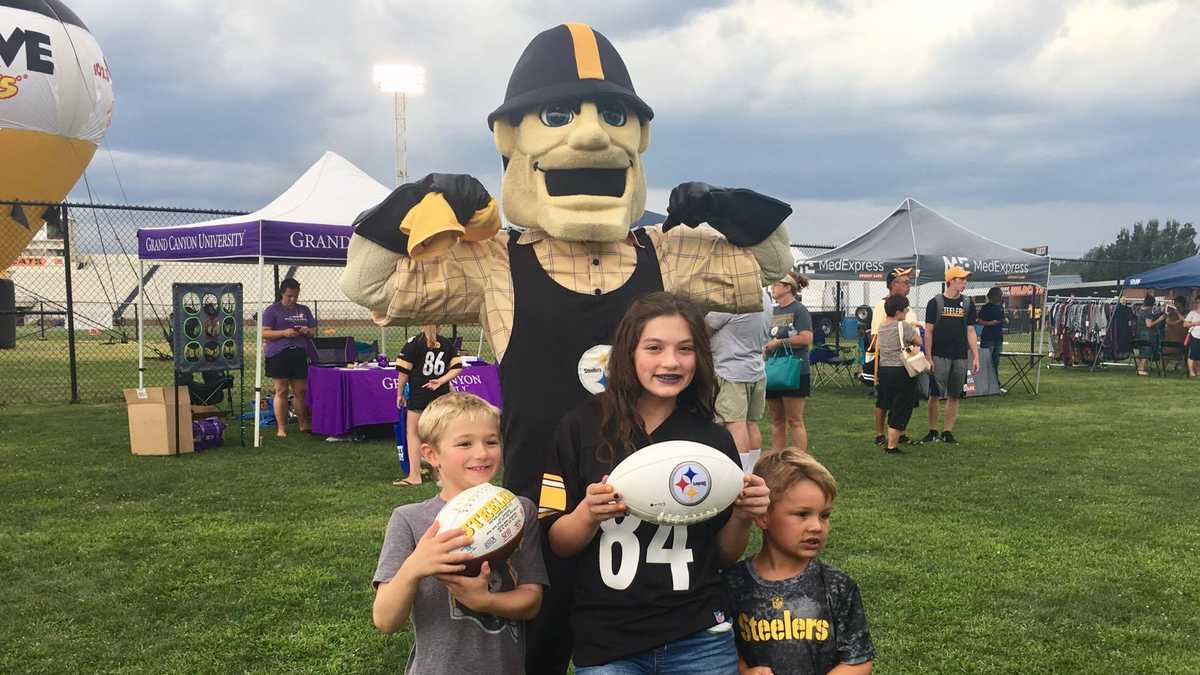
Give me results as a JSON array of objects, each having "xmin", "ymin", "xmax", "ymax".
[{"xmin": 262, "ymin": 279, "xmax": 316, "ymax": 437}]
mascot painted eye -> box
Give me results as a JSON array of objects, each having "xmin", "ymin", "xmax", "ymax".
[
  {"xmin": 540, "ymin": 103, "xmax": 574, "ymax": 127},
  {"xmin": 598, "ymin": 101, "xmax": 626, "ymax": 127}
]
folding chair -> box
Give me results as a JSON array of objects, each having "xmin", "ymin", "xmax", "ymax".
[
  {"xmin": 810, "ymin": 343, "xmax": 860, "ymax": 388},
  {"xmin": 177, "ymin": 369, "xmax": 235, "ymax": 406},
  {"xmin": 1160, "ymin": 340, "xmax": 1187, "ymax": 375},
  {"xmin": 1129, "ymin": 339, "xmax": 1166, "ymax": 377}
]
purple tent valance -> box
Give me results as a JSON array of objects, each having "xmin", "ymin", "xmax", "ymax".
[{"xmin": 137, "ymin": 220, "xmax": 353, "ymax": 263}]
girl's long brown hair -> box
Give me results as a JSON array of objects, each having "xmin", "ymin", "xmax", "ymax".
[{"xmin": 596, "ymin": 292, "xmax": 718, "ymax": 466}]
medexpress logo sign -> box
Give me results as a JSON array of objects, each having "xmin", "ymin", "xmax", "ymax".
[
  {"xmin": 800, "ymin": 259, "xmax": 886, "ymax": 279},
  {"xmin": 941, "ymin": 255, "xmax": 1031, "ymax": 279}
]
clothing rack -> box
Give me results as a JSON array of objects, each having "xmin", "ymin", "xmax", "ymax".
[{"xmin": 1044, "ymin": 296, "xmax": 1133, "ymax": 370}]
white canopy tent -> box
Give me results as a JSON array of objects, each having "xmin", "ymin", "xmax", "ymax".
[{"xmin": 135, "ymin": 151, "xmax": 391, "ymax": 446}]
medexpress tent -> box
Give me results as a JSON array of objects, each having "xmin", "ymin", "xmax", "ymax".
[
  {"xmin": 797, "ymin": 198, "xmax": 1052, "ymax": 393},
  {"xmin": 135, "ymin": 151, "xmax": 391, "ymax": 446},
  {"xmin": 797, "ymin": 198, "xmax": 1051, "ymax": 285},
  {"xmin": 1123, "ymin": 255, "xmax": 1200, "ymax": 289}
]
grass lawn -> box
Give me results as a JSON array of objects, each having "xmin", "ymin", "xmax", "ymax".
[{"xmin": 2, "ymin": 366, "xmax": 1198, "ymax": 673}]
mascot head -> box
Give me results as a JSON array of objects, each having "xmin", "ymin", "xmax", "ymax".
[{"xmin": 489, "ymin": 24, "xmax": 653, "ymax": 242}]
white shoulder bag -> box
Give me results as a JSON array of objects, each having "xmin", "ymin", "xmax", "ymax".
[{"xmin": 899, "ymin": 321, "xmax": 929, "ymax": 377}]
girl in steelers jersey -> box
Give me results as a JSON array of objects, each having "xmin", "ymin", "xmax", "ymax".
[
  {"xmin": 394, "ymin": 325, "xmax": 463, "ymax": 487},
  {"xmin": 541, "ymin": 293, "xmax": 770, "ymax": 672}
]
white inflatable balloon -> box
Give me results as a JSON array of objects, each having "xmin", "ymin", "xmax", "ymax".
[{"xmin": 1, "ymin": 0, "xmax": 114, "ymax": 268}]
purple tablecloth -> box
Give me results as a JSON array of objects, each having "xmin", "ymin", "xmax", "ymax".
[
  {"xmin": 448, "ymin": 363, "xmax": 503, "ymax": 408},
  {"xmin": 306, "ymin": 365, "xmax": 401, "ymax": 437},
  {"xmin": 306, "ymin": 362, "xmax": 503, "ymax": 437}
]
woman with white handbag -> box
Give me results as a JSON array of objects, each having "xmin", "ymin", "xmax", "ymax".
[{"xmin": 874, "ymin": 294, "xmax": 926, "ymax": 454}]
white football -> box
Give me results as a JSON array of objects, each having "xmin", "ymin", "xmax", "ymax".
[
  {"xmin": 607, "ymin": 440, "xmax": 744, "ymax": 526},
  {"xmin": 435, "ymin": 483, "xmax": 526, "ymax": 575}
]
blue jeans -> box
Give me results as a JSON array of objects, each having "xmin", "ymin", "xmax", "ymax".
[{"xmin": 575, "ymin": 627, "xmax": 738, "ymax": 675}]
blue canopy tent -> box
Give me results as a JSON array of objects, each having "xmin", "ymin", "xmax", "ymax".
[{"xmin": 1123, "ymin": 255, "xmax": 1200, "ymax": 289}]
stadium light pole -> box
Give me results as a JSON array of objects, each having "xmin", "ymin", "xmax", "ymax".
[
  {"xmin": 372, "ymin": 63, "xmax": 425, "ymax": 356},
  {"xmin": 372, "ymin": 63, "xmax": 425, "ymax": 187}
]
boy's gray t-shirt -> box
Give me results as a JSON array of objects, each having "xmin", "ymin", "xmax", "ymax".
[
  {"xmin": 373, "ymin": 494, "xmax": 548, "ymax": 675},
  {"xmin": 723, "ymin": 558, "xmax": 874, "ymax": 674}
]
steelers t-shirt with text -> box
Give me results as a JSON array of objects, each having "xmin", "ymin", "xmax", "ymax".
[{"xmin": 723, "ymin": 558, "xmax": 874, "ymax": 674}]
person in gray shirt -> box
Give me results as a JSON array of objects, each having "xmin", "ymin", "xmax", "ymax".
[
  {"xmin": 372, "ymin": 393, "xmax": 548, "ymax": 675},
  {"xmin": 707, "ymin": 287, "xmax": 773, "ymax": 472}
]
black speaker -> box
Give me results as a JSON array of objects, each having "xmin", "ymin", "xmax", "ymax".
[
  {"xmin": 0, "ymin": 278, "xmax": 14, "ymax": 349},
  {"xmin": 311, "ymin": 336, "xmax": 355, "ymax": 365},
  {"xmin": 810, "ymin": 310, "xmax": 843, "ymax": 342}
]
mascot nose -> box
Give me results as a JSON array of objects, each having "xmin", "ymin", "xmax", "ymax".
[{"xmin": 567, "ymin": 106, "xmax": 611, "ymax": 151}]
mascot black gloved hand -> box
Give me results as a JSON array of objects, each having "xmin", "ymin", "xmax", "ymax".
[
  {"xmin": 339, "ymin": 23, "xmax": 793, "ymax": 675},
  {"xmin": 662, "ymin": 181, "xmax": 794, "ymax": 247}
]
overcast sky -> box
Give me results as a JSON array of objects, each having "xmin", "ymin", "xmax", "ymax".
[{"xmin": 65, "ymin": 0, "xmax": 1200, "ymax": 257}]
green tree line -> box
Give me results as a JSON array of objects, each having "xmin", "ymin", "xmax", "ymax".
[{"xmin": 1054, "ymin": 219, "xmax": 1197, "ymax": 282}]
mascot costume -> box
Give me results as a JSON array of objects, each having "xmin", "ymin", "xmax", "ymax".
[{"xmin": 340, "ymin": 23, "xmax": 793, "ymax": 673}]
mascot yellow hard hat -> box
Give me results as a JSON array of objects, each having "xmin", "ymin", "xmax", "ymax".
[{"xmin": 487, "ymin": 23, "xmax": 653, "ymax": 130}]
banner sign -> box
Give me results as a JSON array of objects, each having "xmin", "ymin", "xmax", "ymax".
[{"xmin": 139, "ymin": 221, "xmax": 352, "ymax": 262}]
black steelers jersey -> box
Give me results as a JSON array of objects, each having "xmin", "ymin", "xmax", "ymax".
[
  {"xmin": 396, "ymin": 334, "xmax": 462, "ymax": 391},
  {"xmin": 542, "ymin": 397, "xmax": 741, "ymax": 667}
]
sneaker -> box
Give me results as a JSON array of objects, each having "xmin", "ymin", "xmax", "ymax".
[
  {"xmin": 874, "ymin": 435, "xmax": 885, "ymax": 446},
  {"xmin": 917, "ymin": 430, "xmax": 940, "ymax": 445},
  {"xmin": 898, "ymin": 434, "xmax": 912, "ymax": 445},
  {"xmin": 940, "ymin": 430, "xmax": 959, "ymax": 444},
  {"xmin": 885, "ymin": 446, "xmax": 904, "ymax": 454}
]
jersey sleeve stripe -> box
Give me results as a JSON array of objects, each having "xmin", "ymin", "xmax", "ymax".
[{"xmin": 538, "ymin": 484, "xmax": 567, "ymax": 514}]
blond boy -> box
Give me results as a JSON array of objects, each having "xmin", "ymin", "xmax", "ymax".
[
  {"xmin": 372, "ymin": 393, "xmax": 547, "ymax": 675},
  {"xmin": 723, "ymin": 449, "xmax": 875, "ymax": 675}
]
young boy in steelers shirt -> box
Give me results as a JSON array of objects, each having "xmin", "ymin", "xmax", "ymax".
[{"xmin": 723, "ymin": 449, "xmax": 875, "ymax": 674}]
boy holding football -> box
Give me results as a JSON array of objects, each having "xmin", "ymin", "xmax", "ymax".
[
  {"xmin": 372, "ymin": 393, "xmax": 547, "ymax": 675},
  {"xmin": 724, "ymin": 449, "xmax": 875, "ymax": 675}
]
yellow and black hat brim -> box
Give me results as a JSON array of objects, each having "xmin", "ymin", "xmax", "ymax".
[{"xmin": 488, "ymin": 23, "xmax": 654, "ymax": 129}]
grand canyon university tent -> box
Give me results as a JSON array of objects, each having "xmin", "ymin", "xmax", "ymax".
[{"xmin": 136, "ymin": 151, "xmax": 390, "ymax": 446}]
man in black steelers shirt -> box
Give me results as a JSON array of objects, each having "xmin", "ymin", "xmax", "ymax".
[{"xmin": 394, "ymin": 325, "xmax": 463, "ymax": 486}]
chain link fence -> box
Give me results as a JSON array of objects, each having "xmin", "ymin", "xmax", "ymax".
[
  {"xmin": 11, "ymin": 208, "xmax": 1145, "ymax": 406},
  {"xmin": 0, "ymin": 201, "xmax": 489, "ymax": 406}
]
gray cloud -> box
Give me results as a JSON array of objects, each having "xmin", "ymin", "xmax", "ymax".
[{"xmin": 56, "ymin": 0, "xmax": 1200, "ymax": 257}]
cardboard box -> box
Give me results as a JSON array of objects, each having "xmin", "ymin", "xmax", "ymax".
[{"xmin": 123, "ymin": 386, "xmax": 194, "ymax": 456}]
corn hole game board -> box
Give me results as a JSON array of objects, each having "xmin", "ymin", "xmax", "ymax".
[{"xmin": 173, "ymin": 283, "xmax": 244, "ymax": 373}]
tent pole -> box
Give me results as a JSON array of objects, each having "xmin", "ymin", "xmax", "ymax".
[
  {"xmin": 137, "ymin": 259, "xmax": 145, "ymax": 390},
  {"xmin": 1036, "ymin": 259, "xmax": 1050, "ymax": 394},
  {"xmin": 254, "ymin": 254, "xmax": 264, "ymax": 447}
]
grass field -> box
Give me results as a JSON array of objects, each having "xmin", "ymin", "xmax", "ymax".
[{"xmin": 2, "ymin": 365, "xmax": 1199, "ymax": 674}]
